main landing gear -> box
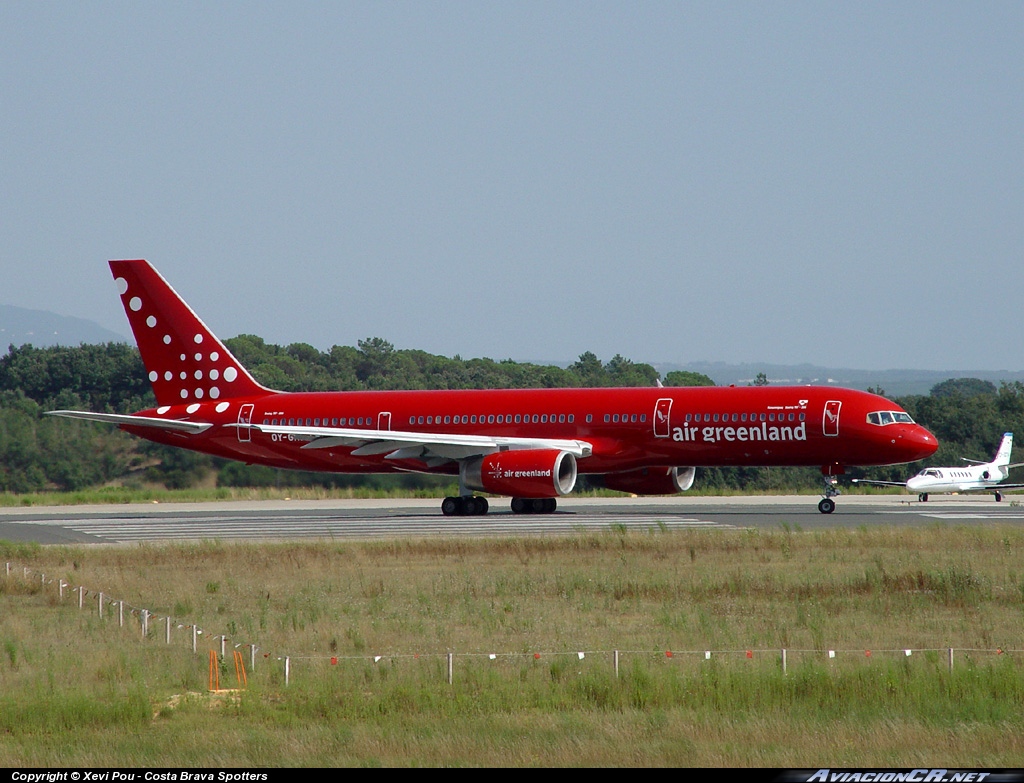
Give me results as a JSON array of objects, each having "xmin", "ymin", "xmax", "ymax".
[
  {"xmin": 440, "ymin": 496, "xmax": 559, "ymax": 516},
  {"xmin": 441, "ymin": 496, "xmax": 489, "ymax": 516},
  {"xmin": 510, "ymin": 497, "xmax": 557, "ymax": 514}
]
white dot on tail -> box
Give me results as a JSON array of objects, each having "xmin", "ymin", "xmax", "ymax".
[
  {"xmin": 115, "ymin": 277, "xmax": 128, "ymax": 295},
  {"xmin": 180, "ymin": 372, "xmax": 187, "ymax": 380},
  {"xmin": 146, "ymin": 316, "xmax": 157, "ymax": 328},
  {"xmin": 163, "ymin": 335, "xmax": 171, "ymax": 344},
  {"xmin": 148, "ymin": 371, "xmax": 158, "ymax": 382},
  {"xmin": 180, "ymin": 389, "xmax": 188, "ymax": 399},
  {"xmin": 164, "ymin": 371, "xmax": 173, "ymax": 381},
  {"xmin": 215, "ymin": 402, "xmax": 229, "ymax": 412},
  {"xmin": 209, "ymin": 369, "xmax": 220, "ymax": 381},
  {"xmin": 129, "ymin": 297, "xmax": 143, "ymax": 312},
  {"xmin": 194, "ymin": 334, "xmax": 204, "ymax": 344},
  {"xmin": 210, "ymin": 352, "xmax": 220, "ymax": 361},
  {"xmin": 194, "ymin": 353, "xmax": 202, "ymax": 361},
  {"xmin": 187, "ymin": 404, "xmax": 200, "ymax": 413},
  {"xmin": 194, "ymin": 370, "xmax": 203, "ymax": 380},
  {"xmin": 224, "ymin": 367, "xmax": 238, "ymax": 382},
  {"xmin": 210, "ymin": 387, "xmax": 220, "ymax": 399},
  {"xmin": 157, "ymin": 406, "xmax": 170, "ymax": 414},
  {"xmin": 195, "ymin": 388, "xmax": 204, "ymax": 399},
  {"xmin": 180, "ymin": 354, "xmax": 186, "ymax": 361}
]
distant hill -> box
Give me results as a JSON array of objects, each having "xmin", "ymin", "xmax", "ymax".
[
  {"xmin": 654, "ymin": 361, "xmax": 1024, "ymax": 397},
  {"xmin": 0, "ymin": 304, "xmax": 127, "ymax": 348}
]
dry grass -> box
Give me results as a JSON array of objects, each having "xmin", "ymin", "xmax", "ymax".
[{"xmin": 1, "ymin": 525, "xmax": 1023, "ymax": 766}]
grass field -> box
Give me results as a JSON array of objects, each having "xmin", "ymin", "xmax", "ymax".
[{"xmin": 1, "ymin": 524, "xmax": 1023, "ymax": 766}]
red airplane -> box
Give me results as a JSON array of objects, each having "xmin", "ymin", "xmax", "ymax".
[{"xmin": 48, "ymin": 260, "xmax": 938, "ymax": 515}]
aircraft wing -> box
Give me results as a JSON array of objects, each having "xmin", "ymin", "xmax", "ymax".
[
  {"xmin": 850, "ymin": 478, "xmax": 908, "ymax": 488},
  {"xmin": 244, "ymin": 423, "xmax": 594, "ymax": 464},
  {"xmin": 46, "ymin": 410, "xmax": 213, "ymax": 435}
]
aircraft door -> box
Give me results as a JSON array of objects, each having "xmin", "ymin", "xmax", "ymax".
[
  {"xmin": 237, "ymin": 403, "xmax": 254, "ymax": 443},
  {"xmin": 654, "ymin": 398, "xmax": 672, "ymax": 438},
  {"xmin": 823, "ymin": 401, "xmax": 841, "ymax": 437},
  {"xmin": 378, "ymin": 412, "xmax": 391, "ymax": 431}
]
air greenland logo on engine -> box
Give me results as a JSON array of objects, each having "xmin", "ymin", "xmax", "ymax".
[{"xmin": 488, "ymin": 462, "xmax": 552, "ymax": 480}]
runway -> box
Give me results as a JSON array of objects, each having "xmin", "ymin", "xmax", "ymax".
[{"xmin": 1, "ymin": 494, "xmax": 1022, "ymax": 545}]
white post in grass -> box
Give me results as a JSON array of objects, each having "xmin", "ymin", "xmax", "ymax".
[
  {"xmin": 98, "ymin": 592, "xmax": 103, "ymax": 619},
  {"xmin": 447, "ymin": 652, "xmax": 453, "ymax": 685},
  {"xmin": 782, "ymin": 649, "xmax": 787, "ymax": 675},
  {"xmin": 119, "ymin": 601, "xmax": 124, "ymax": 628},
  {"xmin": 192, "ymin": 625, "xmax": 198, "ymax": 654},
  {"xmin": 78, "ymin": 586, "xmax": 84, "ymax": 610},
  {"xmin": 141, "ymin": 609, "xmax": 149, "ymax": 639},
  {"xmin": 948, "ymin": 647, "xmax": 954, "ymax": 672},
  {"xmin": 285, "ymin": 657, "xmax": 290, "ymax": 686},
  {"xmin": 613, "ymin": 650, "xmax": 619, "ymax": 678},
  {"xmin": 250, "ymin": 645, "xmax": 256, "ymax": 672},
  {"xmin": 166, "ymin": 616, "xmax": 171, "ymax": 644}
]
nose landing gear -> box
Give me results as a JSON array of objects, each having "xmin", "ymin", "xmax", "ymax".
[{"xmin": 818, "ymin": 465, "xmax": 843, "ymax": 514}]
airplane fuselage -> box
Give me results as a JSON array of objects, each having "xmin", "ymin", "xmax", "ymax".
[{"xmin": 126, "ymin": 385, "xmax": 935, "ymax": 477}]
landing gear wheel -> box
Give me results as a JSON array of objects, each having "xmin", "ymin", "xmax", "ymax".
[
  {"xmin": 818, "ymin": 497, "xmax": 836, "ymax": 514},
  {"xmin": 995, "ymin": 492, "xmax": 1003, "ymax": 502},
  {"xmin": 511, "ymin": 497, "xmax": 557, "ymax": 514},
  {"xmin": 919, "ymin": 493, "xmax": 929, "ymax": 502},
  {"xmin": 441, "ymin": 496, "xmax": 489, "ymax": 516}
]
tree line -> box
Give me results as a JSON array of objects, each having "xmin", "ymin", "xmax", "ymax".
[{"xmin": 0, "ymin": 339, "xmax": 1020, "ymax": 494}]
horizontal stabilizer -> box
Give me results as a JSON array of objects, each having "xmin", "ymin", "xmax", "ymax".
[{"xmin": 46, "ymin": 410, "xmax": 212, "ymax": 435}]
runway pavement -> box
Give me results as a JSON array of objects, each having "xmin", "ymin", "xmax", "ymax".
[{"xmin": 1, "ymin": 493, "xmax": 1022, "ymax": 545}]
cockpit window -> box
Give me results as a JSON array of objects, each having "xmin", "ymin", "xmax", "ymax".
[{"xmin": 867, "ymin": 410, "xmax": 916, "ymax": 426}]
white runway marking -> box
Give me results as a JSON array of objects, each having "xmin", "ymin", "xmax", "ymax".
[{"xmin": 58, "ymin": 513, "xmax": 740, "ymax": 543}]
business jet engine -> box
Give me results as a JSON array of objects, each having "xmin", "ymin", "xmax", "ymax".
[
  {"xmin": 601, "ymin": 466, "xmax": 696, "ymax": 495},
  {"xmin": 462, "ymin": 449, "xmax": 578, "ymax": 498}
]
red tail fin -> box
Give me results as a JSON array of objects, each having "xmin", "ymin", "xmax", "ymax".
[{"xmin": 109, "ymin": 260, "xmax": 271, "ymax": 406}]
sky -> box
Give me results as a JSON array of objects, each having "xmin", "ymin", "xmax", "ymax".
[{"xmin": 2, "ymin": 2, "xmax": 1022, "ymax": 372}]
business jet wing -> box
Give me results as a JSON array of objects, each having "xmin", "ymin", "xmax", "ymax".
[
  {"xmin": 47, "ymin": 410, "xmax": 213, "ymax": 435},
  {"xmin": 850, "ymin": 478, "xmax": 909, "ymax": 488},
  {"xmin": 244, "ymin": 423, "xmax": 594, "ymax": 465}
]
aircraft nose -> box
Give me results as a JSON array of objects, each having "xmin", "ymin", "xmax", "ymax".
[{"xmin": 901, "ymin": 425, "xmax": 939, "ymax": 461}]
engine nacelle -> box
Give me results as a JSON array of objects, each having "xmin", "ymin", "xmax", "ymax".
[
  {"xmin": 602, "ymin": 466, "xmax": 696, "ymax": 495},
  {"xmin": 462, "ymin": 449, "xmax": 578, "ymax": 498}
]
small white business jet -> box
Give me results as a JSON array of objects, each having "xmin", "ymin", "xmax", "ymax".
[{"xmin": 853, "ymin": 432, "xmax": 1024, "ymax": 502}]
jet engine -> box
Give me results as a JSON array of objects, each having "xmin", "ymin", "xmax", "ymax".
[
  {"xmin": 462, "ymin": 449, "xmax": 578, "ymax": 498},
  {"xmin": 601, "ymin": 466, "xmax": 696, "ymax": 495}
]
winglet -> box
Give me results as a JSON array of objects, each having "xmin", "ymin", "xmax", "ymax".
[{"xmin": 109, "ymin": 260, "xmax": 272, "ymax": 406}]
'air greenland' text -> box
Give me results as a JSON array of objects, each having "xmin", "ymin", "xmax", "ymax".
[{"xmin": 672, "ymin": 422, "xmax": 807, "ymax": 444}]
